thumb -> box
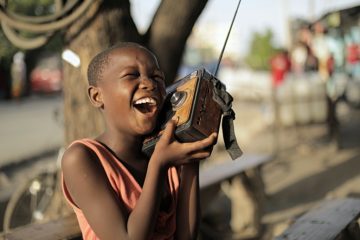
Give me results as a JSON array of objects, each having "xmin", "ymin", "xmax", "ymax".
[{"xmin": 161, "ymin": 116, "xmax": 178, "ymax": 142}]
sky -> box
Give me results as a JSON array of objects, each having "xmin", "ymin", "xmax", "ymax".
[{"xmin": 130, "ymin": 0, "xmax": 360, "ymax": 57}]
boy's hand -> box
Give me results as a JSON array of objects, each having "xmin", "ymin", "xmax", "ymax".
[{"xmin": 151, "ymin": 117, "xmax": 217, "ymax": 169}]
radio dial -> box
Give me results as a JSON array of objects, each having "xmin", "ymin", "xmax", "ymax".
[{"xmin": 170, "ymin": 91, "xmax": 187, "ymax": 109}]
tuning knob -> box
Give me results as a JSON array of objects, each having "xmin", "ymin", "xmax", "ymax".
[{"xmin": 170, "ymin": 91, "xmax": 187, "ymax": 109}]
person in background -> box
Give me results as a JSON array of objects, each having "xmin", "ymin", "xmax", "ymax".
[
  {"xmin": 270, "ymin": 49, "xmax": 292, "ymax": 88},
  {"xmin": 10, "ymin": 52, "xmax": 26, "ymax": 100}
]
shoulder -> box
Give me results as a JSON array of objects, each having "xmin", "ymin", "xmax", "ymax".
[
  {"xmin": 61, "ymin": 141, "xmax": 111, "ymax": 205},
  {"xmin": 61, "ymin": 140, "xmax": 106, "ymax": 185},
  {"xmin": 61, "ymin": 141, "xmax": 96, "ymax": 171}
]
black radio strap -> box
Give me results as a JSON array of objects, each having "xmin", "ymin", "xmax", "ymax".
[
  {"xmin": 212, "ymin": 79, "xmax": 242, "ymax": 160},
  {"xmin": 208, "ymin": 0, "xmax": 243, "ymax": 160}
]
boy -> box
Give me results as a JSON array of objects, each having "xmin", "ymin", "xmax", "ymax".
[{"xmin": 61, "ymin": 42, "xmax": 217, "ymax": 240}]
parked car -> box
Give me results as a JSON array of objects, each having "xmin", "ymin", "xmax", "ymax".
[{"xmin": 30, "ymin": 55, "xmax": 63, "ymax": 94}]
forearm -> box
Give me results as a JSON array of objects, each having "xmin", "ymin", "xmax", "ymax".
[
  {"xmin": 176, "ymin": 162, "xmax": 200, "ymax": 240},
  {"xmin": 126, "ymin": 161, "xmax": 167, "ymax": 239}
]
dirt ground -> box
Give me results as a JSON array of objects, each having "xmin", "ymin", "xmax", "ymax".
[{"xmin": 203, "ymin": 97, "xmax": 360, "ymax": 239}]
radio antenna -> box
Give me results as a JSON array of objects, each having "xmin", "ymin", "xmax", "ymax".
[{"xmin": 213, "ymin": 0, "xmax": 242, "ymax": 77}]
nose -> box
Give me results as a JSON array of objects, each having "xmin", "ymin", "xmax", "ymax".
[{"xmin": 139, "ymin": 76, "xmax": 156, "ymax": 90}]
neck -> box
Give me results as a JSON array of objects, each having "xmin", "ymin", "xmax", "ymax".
[
  {"xmin": 97, "ymin": 129, "xmax": 147, "ymax": 163},
  {"xmin": 97, "ymin": 130, "xmax": 149, "ymax": 186}
]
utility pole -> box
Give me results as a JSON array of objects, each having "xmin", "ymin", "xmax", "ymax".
[
  {"xmin": 282, "ymin": 0, "xmax": 292, "ymax": 49},
  {"xmin": 309, "ymin": 0, "xmax": 315, "ymax": 22}
]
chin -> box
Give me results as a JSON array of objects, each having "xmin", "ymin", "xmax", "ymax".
[{"xmin": 138, "ymin": 122, "xmax": 157, "ymax": 136}]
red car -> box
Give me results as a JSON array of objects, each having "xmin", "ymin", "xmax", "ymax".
[
  {"xmin": 30, "ymin": 68, "xmax": 63, "ymax": 94},
  {"xmin": 30, "ymin": 55, "xmax": 63, "ymax": 94}
]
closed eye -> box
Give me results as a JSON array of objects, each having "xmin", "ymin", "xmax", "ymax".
[
  {"xmin": 124, "ymin": 71, "xmax": 140, "ymax": 78},
  {"xmin": 151, "ymin": 71, "xmax": 164, "ymax": 82},
  {"xmin": 151, "ymin": 74, "xmax": 164, "ymax": 82}
]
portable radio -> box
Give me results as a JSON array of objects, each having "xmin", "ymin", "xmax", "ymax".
[
  {"xmin": 142, "ymin": 0, "xmax": 243, "ymax": 159},
  {"xmin": 142, "ymin": 68, "xmax": 241, "ymax": 159}
]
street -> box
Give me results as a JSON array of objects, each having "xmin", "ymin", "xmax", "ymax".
[
  {"xmin": 0, "ymin": 95, "xmax": 64, "ymax": 168},
  {"xmin": 0, "ymin": 95, "xmax": 64, "ymax": 230}
]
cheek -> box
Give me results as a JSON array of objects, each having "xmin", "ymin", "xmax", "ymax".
[
  {"xmin": 108, "ymin": 83, "xmax": 130, "ymax": 100},
  {"xmin": 103, "ymin": 88, "xmax": 131, "ymax": 114}
]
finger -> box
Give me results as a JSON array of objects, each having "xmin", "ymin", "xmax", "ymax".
[
  {"xmin": 205, "ymin": 132, "xmax": 218, "ymax": 143},
  {"xmin": 189, "ymin": 151, "xmax": 211, "ymax": 160},
  {"xmin": 160, "ymin": 117, "xmax": 178, "ymax": 142},
  {"xmin": 206, "ymin": 132, "xmax": 218, "ymax": 146},
  {"xmin": 184, "ymin": 132, "xmax": 218, "ymax": 152},
  {"xmin": 211, "ymin": 132, "xmax": 218, "ymax": 143},
  {"xmin": 205, "ymin": 132, "xmax": 218, "ymax": 145}
]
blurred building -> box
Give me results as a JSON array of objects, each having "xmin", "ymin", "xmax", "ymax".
[
  {"xmin": 185, "ymin": 23, "xmax": 243, "ymax": 64},
  {"xmin": 289, "ymin": 5, "xmax": 360, "ymax": 75}
]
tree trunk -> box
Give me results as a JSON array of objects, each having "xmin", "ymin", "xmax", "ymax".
[
  {"xmin": 147, "ymin": 0, "xmax": 208, "ymax": 85},
  {"xmin": 62, "ymin": 1, "xmax": 140, "ymax": 145}
]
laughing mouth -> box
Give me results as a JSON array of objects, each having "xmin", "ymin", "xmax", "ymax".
[{"xmin": 133, "ymin": 97, "xmax": 158, "ymax": 115}]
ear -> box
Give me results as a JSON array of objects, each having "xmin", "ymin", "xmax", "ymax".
[{"xmin": 88, "ymin": 85, "xmax": 104, "ymax": 108}]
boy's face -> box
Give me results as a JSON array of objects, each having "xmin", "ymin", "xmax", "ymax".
[{"xmin": 93, "ymin": 46, "xmax": 166, "ymax": 136}]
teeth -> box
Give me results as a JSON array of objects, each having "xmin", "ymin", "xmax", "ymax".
[{"xmin": 134, "ymin": 97, "xmax": 156, "ymax": 105}]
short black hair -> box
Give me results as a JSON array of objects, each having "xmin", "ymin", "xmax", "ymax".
[{"xmin": 87, "ymin": 42, "xmax": 153, "ymax": 86}]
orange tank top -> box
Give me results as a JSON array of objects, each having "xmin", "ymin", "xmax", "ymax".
[{"xmin": 62, "ymin": 138, "xmax": 180, "ymax": 240}]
